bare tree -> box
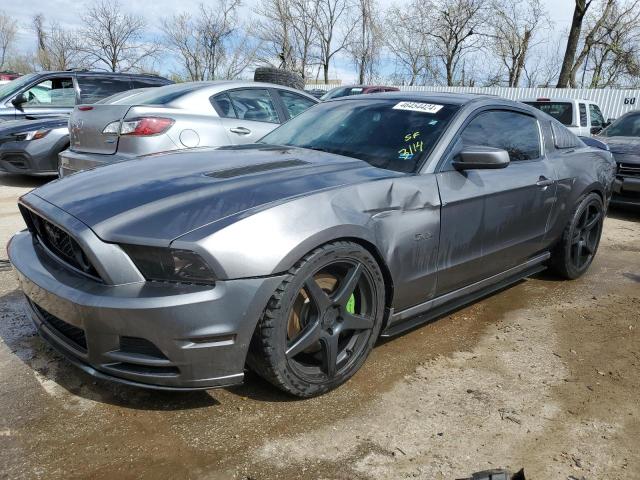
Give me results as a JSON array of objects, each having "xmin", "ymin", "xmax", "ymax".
[
  {"xmin": 162, "ymin": 1, "xmax": 255, "ymax": 80},
  {"xmin": 314, "ymin": 0, "xmax": 357, "ymax": 84},
  {"xmin": 254, "ymin": 0, "xmax": 318, "ymax": 78},
  {"xmin": 0, "ymin": 10, "xmax": 17, "ymax": 71},
  {"xmin": 522, "ymin": 36, "xmax": 564, "ymax": 87},
  {"xmin": 254, "ymin": 0, "xmax": 296, "ymax": 70},
  {"xmin": 33, "ymin": 14, "xmax": 86, "ymax": 70},
  {"xmin": 289, "ymin": 0, "xmax": 319, "ymax": 79},
  {"xmin": 418, "ymin": 0, "xmax": 488, "ymax": 86},
  {"xmin": 384, "ymin": 5, "xmax": 435, "ymax": 85},
  {"xmin": 163, "ymin": 1, "xmax": 256, "ymax": 80},
  {"xmin": 556, "ymin": 0, "xmax": 594, "ymax": 87},
  {"xmin": 489, "ymin": 0, "xmax": 548, "ymax": 86},
  {"xmin": 349, "ymin": 0, "xmax": 381, "ymax": 83},
  {"xmin": 80, "ymin": 0, "xmax": 158, "ymax": 72},
  {"xmin": 582, "ymin": 0, "xmax": 640, "ymax": 87}
]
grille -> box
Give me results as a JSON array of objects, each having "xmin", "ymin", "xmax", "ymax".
[
  {"xmin": 21, "ymin": 206, "xmax": 101, "ymax": 280},
  {"xmin": 31, "ymin": 301, "xmax": 87, "ymax": 352},
  {"xmin": 619, "ymin": 163, "xmax": 640, "ymax": 177}
]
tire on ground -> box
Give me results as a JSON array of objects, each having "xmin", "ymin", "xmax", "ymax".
[
  {"xmin": 247, "ymin": 240, "xmax": 386, "ymax": 397},
  {"xmin": 253, "ymin": 67, "xmax": 305, "ymax": 90},
  {"xmin": 549, "ymin": 192, "xmax": 604, "ymax": 279}
]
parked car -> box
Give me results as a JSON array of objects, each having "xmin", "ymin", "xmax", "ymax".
[
  {"xmin": 320, "ymin": 85, "xmax": 400, "ymax": 101},
  {"xmin": 9, "ymin": 92, "xmax": 615, "ymax": 397},
  {"xmin": 0, "ymin": 71, "xmax": 21, "ymax": 83},
  {"xmin": 0, "ymin": 89, "xmax": 157, "ymax": 176},
  {"xmin": 0, "ymin": 70, "xmax": 172, "ymax": 122},
  {"xmin": 0, "ymin": 117, "xmax": 69, "ymax": 175},
  {"xmin": 522, "ymin": 97, "xmax": 608, "ymax": 136},
  {"xmin": 596, "ymin": 110, "xmax": 640, "ymax": 206},
  {"xmin": 59, "ymin": 81, "xmax": 319, "ymax": 177}
]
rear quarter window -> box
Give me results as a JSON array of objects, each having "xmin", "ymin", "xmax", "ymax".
[{"xmin": 551, "ymin": 121, "xmax": 582, "ymax": 149}]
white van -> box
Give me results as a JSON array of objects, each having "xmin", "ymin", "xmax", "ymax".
[{"xmin": 522, "ymin": 98, "xmax": 609, "ymax": 136}]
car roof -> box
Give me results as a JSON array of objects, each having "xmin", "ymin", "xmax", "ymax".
[{"xmin": 33, "ymin": 70, "xmax": 167, "ymax": 79}]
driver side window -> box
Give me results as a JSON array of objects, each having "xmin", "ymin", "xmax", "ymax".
[
  {"xmin": 22, "ymin": 77, "xmax": 75, "ymax": 107},
  {"xmin": 459, "ymin": 110, "xmax": 541, "ymax": 161}
]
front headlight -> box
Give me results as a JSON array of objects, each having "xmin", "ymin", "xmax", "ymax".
[
  {"xmin": 121, "ymin": 244, "xmax": 216, "ymax": 285},
  {"xmin": 12, "ymin": 129, "xmax": 51, "ymax": 141}
]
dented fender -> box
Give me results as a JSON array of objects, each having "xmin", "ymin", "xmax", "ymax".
[{"xmin": 176, "ymin": 175, "xmax": 442, "ymax": 312}]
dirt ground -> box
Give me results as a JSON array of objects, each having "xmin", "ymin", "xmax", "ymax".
[{"xmin": 0, "ymin": 172, "xmax": 638, "ymax": 480}]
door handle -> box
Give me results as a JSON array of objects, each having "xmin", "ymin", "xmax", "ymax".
[
  {"xmin": 230, "ymin": 126, "xmax": 251, "ymax": 135},
  {"xmin": 536, "ymin": 176, "xmax": 554, "ymax": 187}
]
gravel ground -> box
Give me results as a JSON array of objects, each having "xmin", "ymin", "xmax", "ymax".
[{"xmin": 0, "ymin": 173, "xmax": 638, "ymax": 480}]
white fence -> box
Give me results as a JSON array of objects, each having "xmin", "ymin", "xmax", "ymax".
[{"xmin": 306, "ymin": 85, "xmax": 640, "ymax": 120}]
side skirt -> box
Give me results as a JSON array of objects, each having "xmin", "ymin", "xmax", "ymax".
[{"xmin": 381, "ymin": 252, "xmax": 550, "ymax": 338}]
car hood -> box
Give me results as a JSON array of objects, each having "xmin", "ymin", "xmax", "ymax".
[
  {"xmin": 0, "ymin": 117, "xmax": 68, "ymax": 137},
  {"xmin": 597, "ymin": 136, "xmax": 640, "ymax": 155},
  {"xmin": 30, "ymin": 145, "xmax": 403, "ymax": 244}
]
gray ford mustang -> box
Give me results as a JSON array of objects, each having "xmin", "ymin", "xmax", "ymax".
[{"xmin": 8, "ymin": 92, "xmax": 616, "ymax": 397}]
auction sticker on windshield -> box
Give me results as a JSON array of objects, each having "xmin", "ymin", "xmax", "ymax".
[{"xmin": 393, "ymin": 102, "xmax": 444, "ymax": 114}]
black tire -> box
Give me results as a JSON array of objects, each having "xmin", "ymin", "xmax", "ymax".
[
  {"xmin": 549, "ymin": 192, "xmax": 604, "ymax": 279},
  {"xmin": 247, "ymin": 241, "xmax": 386, "ymax": 397},
  {"xmin": 254, "ymin": 67, "xmax": 305, "ymax": 90}
]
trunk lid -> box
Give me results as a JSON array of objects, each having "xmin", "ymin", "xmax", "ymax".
[{"xmin": 69, "ymin": 105, "xmax": 132, "ymax": 154}]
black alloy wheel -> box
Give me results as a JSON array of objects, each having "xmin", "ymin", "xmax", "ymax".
[{"xmin": 248, "ymin": 241, "xmax": 385, "ymax": 397}]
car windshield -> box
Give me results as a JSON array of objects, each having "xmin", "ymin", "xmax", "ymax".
[
  {"xmin": 261, "ymin": 98, "xmax": 460, "ymax": 173},
  {"xmin": 321, "ymin": 87, "xmax": 365, "ymax": 101},
  {"xmin": 0, "ymin": 73, "xmax": 38, "ymax": 99},
  {"xmin": 524, "ymin": 101, "xmax": 573, "ymax": 125},
  {"xmin": 600, "ymin": 113, "xmax": 640, "ymax": 137}
]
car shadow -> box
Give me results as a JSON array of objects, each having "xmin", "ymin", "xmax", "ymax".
[{"xmin": 0, "ymin": 173, "xmax": 54, "ymax": 188}]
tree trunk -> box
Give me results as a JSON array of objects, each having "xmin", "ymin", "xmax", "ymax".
[
  {"xmin": 324, "ymin": 62, "xmax": 329, "ymax": 84},
  {"xmin": 557, "ymin": 0, "xmax": 591, "ymax": 88},
  {"xmin": 513, "ymin": 30, "xmax": 531, "ymax": 87}
]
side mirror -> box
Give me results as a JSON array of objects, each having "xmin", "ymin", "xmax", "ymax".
[
  {"xmin": 11, "ymin": 93, "xmax": 27, "ymax": 109},
  {"xmin": 452, "ymin": 146, "xmax": 510, "ymax": 170},
  {"xmin": 590, "ymin": 126, "xmax": 603, "ymax": 135}
]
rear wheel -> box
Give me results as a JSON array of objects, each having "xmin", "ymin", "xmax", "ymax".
[
  {"xmin": 248, "ymin": 241, "xmax": 385, "ymax": 397},
  {"xmin": 550, "ymin": 192, "xmax": 604, "ymax": 279}
]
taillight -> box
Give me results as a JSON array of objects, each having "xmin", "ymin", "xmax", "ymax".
[
  {"xmin": 102, "ymin": 117, "xmax": 174, "ymax": 136},
  {"xmin": 121, "ymin": 117, "xmax": 174, "ymax": 136}
]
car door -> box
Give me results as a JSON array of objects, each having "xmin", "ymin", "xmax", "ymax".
[
  {"xmin": 15, "ymin": 75, "xmax": 77, "ymax": 119},
  {"xmin": 435, "ymin": 108, "xmax": 557, "ymax": 295},
  {"xmin": 212, "ymin": 88, "xmax": 282, "ymax": 144}
]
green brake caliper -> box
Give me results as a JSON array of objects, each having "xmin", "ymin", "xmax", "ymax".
[{"xmin": 346, "ymin": 294, "xmax": 356, "ymax": 314}]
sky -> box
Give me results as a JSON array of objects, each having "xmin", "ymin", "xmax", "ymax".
[{"xmin": 2, "ymin": 0, "xmax": 578, "ymax": 82}]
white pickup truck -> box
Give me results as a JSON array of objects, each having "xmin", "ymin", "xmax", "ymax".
[{"xmin": 522, "ymin": 98, "xmax": 609, "ymax": 136}]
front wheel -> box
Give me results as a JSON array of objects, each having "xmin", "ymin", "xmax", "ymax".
[
  {"xmin": 549, "ymin": 192, "xmax": 604, "ymax": 279},
  {"xmin": 248, "ymin": 241, "xmax": 386, "ymax": 397}
]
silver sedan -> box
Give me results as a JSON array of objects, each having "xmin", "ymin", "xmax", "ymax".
[{"xmin": 58, "ymin": 81, "xmax": 318, "ymax": 176}]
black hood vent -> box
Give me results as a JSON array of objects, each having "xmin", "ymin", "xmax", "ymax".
[{"xmin": 206, "ymin": 159, "xmax": 309, "ymax": 179}]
